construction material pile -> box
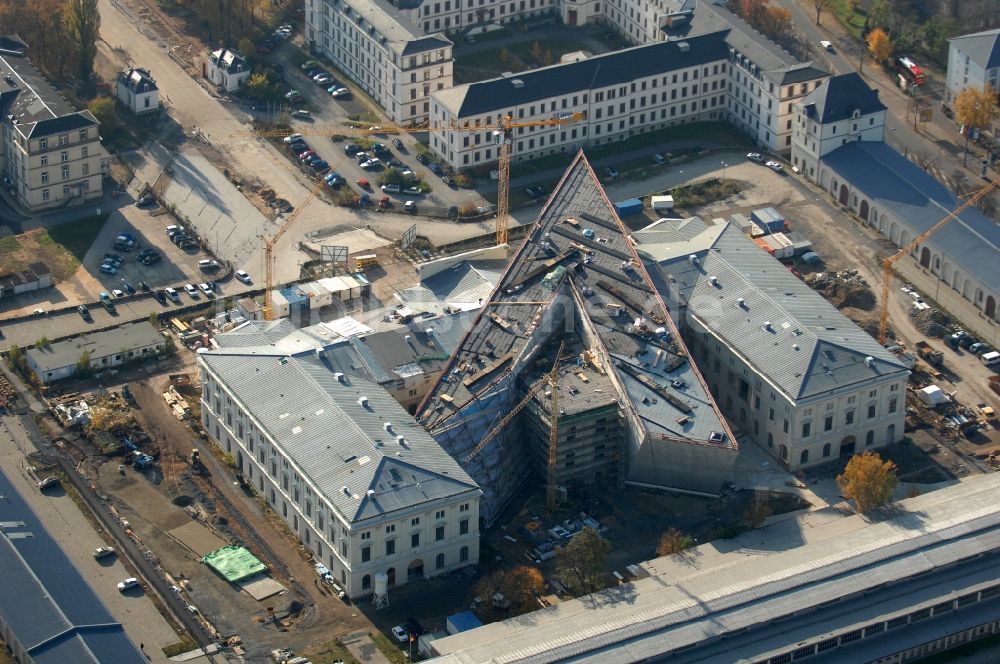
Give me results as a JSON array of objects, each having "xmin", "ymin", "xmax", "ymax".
[
  {"xmin": 910, "ymin": 308, "xmax": 951, "ymax": 338},
  {"xmin": 804, "ymin": 269, "xmax": 875, "ymax": 310}
]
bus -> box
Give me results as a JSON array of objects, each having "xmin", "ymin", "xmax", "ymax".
[{"xmin": 894, "ymin": 56, "xmax": 925, "ymax": 86}]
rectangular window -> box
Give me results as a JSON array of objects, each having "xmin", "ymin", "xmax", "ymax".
[
  {"xmin": 868, "ymin": 404, "xmax": 876, "ymax": 418},
  {"xmin": 411, "ymin": 533, "xmax": 419, "ymax": 548},
  {"xmin": 40, "ymin": 156, "xmax": 48, "ymax": 166},
  {"xmin": 411, "ymin": 517, "xmax": 420, "ymax": 526},
  {"xmin": 801, "ymin": 422, "xmax": 811, "ymax": 437},
  {"xmin": 436, "ymin": 525, "xmax": 444, "ymax": 541},
  {"xmin": 41, "ymin": 171, "xmax": 48, "ymax": 184},
  {"xmin": 41, "ymin": 189, "xmax": 49, "ymax": 201},
  {"xmin": 60, "ymin": 151, "xmax": 68, "ymax": 162},
  {"xmin": 460, "ymin": 518, "xmax": 469, "ymax": 535},
  {"xmin": 61, "ymin": 165, "xmax": 69, "ymax": 180},
  {"xmin": 846, "ymin": 411, "xmax": 855, "ymax": 425},
  {"xmin": 361, "ymin": 546, "xmax": 371, "ymax": 562},
  {"xmin": 824, "ymin": 415, "xmax": 833, "ymax": 431},
  {"xmin": 386, "ymin": 539, "xmax": 395, "ymax": 556}
]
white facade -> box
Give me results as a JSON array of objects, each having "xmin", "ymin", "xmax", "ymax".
[
  {"xmin": 686, "ymin": 319, "xmax": 907, "ymax": 470},
  {"xmin": 198, "ymin": 337, "xmax": 481, "ymax": 598},
  {"xmin": 305, "ymin": 0, "xmax": 454, "ymax": 125},
  {"xmin": 399, "ymin": 0, "xmax": 559, "ymax": 35},
  {"xmin": 205, "ymin": 48, "xmax": 251, "ymax": 92},
  {"xmin": 945, "ymin": 29, "xmax": 1000, "ymax": 128},
  {"xmin": 791, "ymin": 74, "xmax": 887, "ymax": 181},
  {"xmin": 24, "ymin": 322, "xmax": 165, "ymax": 384},
  {"xmin": 116, "ymin": 68, "xmax": 159, "ymax": 114}
]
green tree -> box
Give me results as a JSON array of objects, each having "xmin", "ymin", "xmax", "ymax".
[
  {"xmin": 149, "ymin": 311, "xmax": 159, "ymax": 328},
  {"xmin": 88, "ymin": 98, "xmax": 120, "ymax": 134},
  {"xmin": 530, "ymin": 41, "xmax": 543, "ymax": 62},
  {"xmin": 836, "ymin": 451, "xmax": 899, "ymax": 513},
  {"xmin": 237, "ymin": 38, "xmax": 254, "ymax": 61},
  {"xmin": 556, "ymin": 527, "xmax": 611, "ymax": 593},
  {"xmin": 656, "ymin": 528, "xmax": 694, "ymax": 556},
  {"xmin": 920, "ymin": 17, "xmax": 959, "ymax": 63},
  {"xmin": 243, "ymin": 72, "xmax": 275, "ymax": 101},
  {"xmin": 954, "ymin": 85, "xmax": 1000, "ymax": 166},
  {"xmin": 381, "ymin": 167, "xmax": 407, "ymax": 185},
  {"xmin": 866, "ymin": 0, "xmax": 890, "ymax": 29},
  {"xmin": 76, "ymin": 350, "xmax": 92, "ymax": 376},
  {"xmin": 67, "ymin": 0, "xmax": 100, "ymax": 82}
]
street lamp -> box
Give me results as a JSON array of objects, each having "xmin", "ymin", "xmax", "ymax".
[{"xmin": 721, "ymin": 161, "xmax": 728, "ymax": 179}]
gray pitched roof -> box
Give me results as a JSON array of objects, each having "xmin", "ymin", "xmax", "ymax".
[
  {"xmin": 209, "ymin": 48, "xmax": 249, "ymax": 74},
  {"xmin": 799, "ymin": 73, "xmax": 885, "ymax": 123},
  {"xmin": 692, "ymin": 1, "xmax": 826, "ymax": 85},
  {"xmin": 339, "ymin": 0, "xmax": 451, "ymax": 55},
  {"xmin": 635, "ymin": 220, "xmax": 908, "ymax": 401},
  {"xmin": 0, "ymin": 43, "xmax": 98, "ymax": 138},
  {"xmin": 949, "ymin": 28, "xmax": 1000, "ymax": 70},
  {"xmin": 26, "ymin": 321, "xmax": 163, "ymax": 373},
  {"xmin": 435, "ymin": 31, "xmax": 733, "ymax": 117},
  {"xmin": 0, "ymin": 468, "xmax": 145, "ymax": 664},
  {"xmin": 199, "ymin": 348, "xmax": 479, "ymax": 525},
  {"xmin": 117, "ymin": 67, "xmax": 158, "ymax": 93},
  {"xmin": 822, "ymin": 141, "xmax": 1000, "ymax": 291}
]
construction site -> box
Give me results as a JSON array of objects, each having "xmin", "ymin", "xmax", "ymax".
[{"xmin": 418, "ymin": 153, "xmax": 738, "ymax": 524}]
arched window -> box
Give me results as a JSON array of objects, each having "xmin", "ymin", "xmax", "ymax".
[
  {"xmin": 800, "ymin": 449, "xmax": 809, "ymax": 464},
  {"xmin": 865, "ymin": 430, "xmax": 874, "ymax": 446},
  {"xmin": 460, "ymin": 546, "xmax": 469, "ymax": 562},
  {"xmin": 822, "ymin": 443, "xmax": 831, "ymax": 458},
  {"xmin": 436, "ymin": 553, "xmax": 445, "ymax": 569},
  {"xmin": 362, "ymin": 574, "xmax": 371, "ymax": 590},
  {"xmin": 779, "ymin": 444, "xmax": 788, "ymax": 460}
]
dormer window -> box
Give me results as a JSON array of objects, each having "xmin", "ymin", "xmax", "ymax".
[{"xmin": 851, "ymin": 109, "xmax": 861, "ymax": 119}]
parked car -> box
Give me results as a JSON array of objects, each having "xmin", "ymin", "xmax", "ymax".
[
  {"xmin": 199, "ymin": 282, "xmax": 215, "ymax": 296},
  {"xmin": 94, "ymin": 546, "xmax": 116, "ymax": 559},
  {"xmin": 284, "ymin": 90, "xmax": 301, "ymax": 100},
  {"xmin": 404, "ymin": 186, "xmax": 422, "ymax": 195},
  {"xmin": 297, "ymin": 150, "xmax": 316, "ymax": 161},
  {"xmin": 99, "ymin": 263, "xmax": 118, "ymax": 275},
  {"xmin": 112, "ymin": 289, "xmax": 125, "ymax": 299},
  {"xmin": 141, "ymin": 252, "xmax": 162, "ymax": 265},
  {"xmin": 137, "ymin": 281, "xmax": 150, "ymax": 292},
  {"xmin": 37, "ymin": 476, "xmax": 60, "ymax": 490},
  {"xmin": 525, "ymin": 185, "xmax": 545, "ymax": 198},
  {"xmin": 310, "ymin": 160, "xmax": 331, "ymax": 173},
  {"xmin": 314, "ymin": 74, "xmax": 333, "ymax": 86},
  {"xmin": 381, "ymin": 183, "xmax": 401, "ymax": 194},
  {"xmin": 355, "ymin": 151, "xmax": 371, "ymax": 163},
  {"xmin": 166, "ymin": 224, "xmax": 182, "ymax": 237},
  {"xmin": 747, "ymin": 152, "xmax": 765, "ymax": 163},
  {"xmin": 820, "ymin": 40, "xmax": 834, "ymax": 52},
  {"xmin": 235, "ymin": 270, "xmax": 252, "ymax": 284},
  {"xmin": 356, "ymin": 178, "xmax": 370, "ymax": 189},
  {"xmin": 154, "ymin": 290, "xmax": 167, "ymax": 304},
  {"xmin": 117, "ymin": 578, "xmax": 140, "ymax": 592},
  {"xmin": 415, "ymin": 153, "xmax": 428, "ymax": 164},
  {"xmin": 121, "ymin": 281, "xmax": 136, "ymax": 295},
  {"xmin": 135, "ymin": 192, "xmax": 155, "ymax": 207},
  {"xmin": 332, "ymin": 87, "xmax": 351, "ymax": 98},
  {"xmin": 371, "ymin": 143, "xmax": 390, "ymax": 155},
  {"xmin": 184, "ymin": 284, "xmax": 199, "ymax": 297},
  {"xmin": 344, "ymin": 143, "xmax": 361, "ymax": 155},
  {"xmin": 361, "ymin": 158, "xmax": 382, "ymax": 170},
  {"xmin": 602, "ymin": 166, "xmax": 619, "ymax": 178},
  {"xmin": 378, "ymin": 196, "xmax": 392, "ymax": 208},
  {"xmin": 391, "ymin": 626, "xmax": 409, "ymax": 643},
  {"xmin": 652, "ymin": 153, "xmax": 666, "ymax": 165},
  {"xmin": 291, "ymin": 109, "xmax": 311, "ymax": 119},
  {"xmin": 392, "ymin": 138, "xmax": 404, "ymax": 150},
  {"xmin": 77, "ymin": 304, "xmax": 92, "ymax": 321},
  {"xmin": 765, "ymin": 160, "xmax": 784, "ymax": 173},
  {"xmin": 199, "ymin": 259, "xmax": 221, "ymax": 273},
  {"xmin": 404, "ymin": 200, "xmax": 417, "ymax": 213},
  {"xmin": 283, "ymin": 133, "xmax": 303, "ymax": 144},
  {"xmin": 164, "ymin": 287, "xmax": 180, "ymax": 302},
  {"xmin": 300, "ymin": 60, "xmax": 318, "ymax": 71}
]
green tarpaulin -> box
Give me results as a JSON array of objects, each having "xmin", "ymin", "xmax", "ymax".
[{"xmin": 201, "ymin": 545, "xmax": 267, "ymax": 582}]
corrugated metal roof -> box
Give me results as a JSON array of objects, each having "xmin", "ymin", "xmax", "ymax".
[
  {"xmin": 0, "ymin": 468, "xmax": 145, "ymax": 663},
  {"xmin": 198, "ymin": 349, "xmax": 479, "ymax": 524},
  {"xmin": 25, "ymin": 321, "xmax": 163, "ymax": 373},
  {"xmin": 822, "ymin": 141, "xmax": 1000, "ymax": 291},
  {"xmin": 636, "ymin": 219, "xmax": 908, "ymax": 400}
]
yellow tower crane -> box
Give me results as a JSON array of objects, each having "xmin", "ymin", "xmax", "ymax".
[
  {"xmin": 491, "ymin": 114, "xmax": 585, "ymax": 245},
  {"xmin": 878, "ymin": 177, "xmax": 999, "ymax": 344},
  {"xmin": 262, "ymin": 179, "xmax": 327, "ymax": 320}
]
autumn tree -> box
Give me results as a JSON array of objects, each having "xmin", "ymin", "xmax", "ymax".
[
  {"xmin": 863, "ymin": 28, "xmax": 892, "ymax": 74},
  {"xmin": 812, "ymin": 0, "xmax": 832, "ymax": 25},
  {"xmin": 556, "ymin": 527, "xmax": 611, "ymax": 593},
  {"xmin": 836, "ymin": 451, "xmax": 899, "ymax": 513},
  {"xmin": 76, "ymin": 350, "xmax": 92, "ymax": 377},
  {"xmin": 954, "ymin": 85, "xmax": 1000, "ymax": 166},
  {"xmin": 67, "ymin": 0, "xmax": 100, "ymax": 83},
  {"xmin": 472, "ymin": 565, "xmax": 544, "ymax": 619},
  {"xmin": 656, "ymin": 528, "xmax": 694, "ymax": 556},
  {"xmin": 88, "ymin": 98, "xmax": 120, "ymax": 134}
]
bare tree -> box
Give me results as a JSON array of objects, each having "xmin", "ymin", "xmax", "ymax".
[{"xmin": 812, "ymin": 0, "xmax": 833, "ymax": 25}]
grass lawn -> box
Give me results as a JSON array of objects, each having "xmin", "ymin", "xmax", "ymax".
[
  {"xmin": 302, "ymin": 640, "xmax": 360, "ymax": 664},
  {"xmin": 455, "ymin": 38, "xmax": 591, "ymax": 83},
  {"xmin": 370, "ymin": 631, "xmax": 409, "ymax": 664},
  {"xmin": 826, "ymin": 0, "xmax": 867, "ymax": 40},
  {"xmin": 0, "ymin": 214, "xmax": 108, "ymax": 282}
]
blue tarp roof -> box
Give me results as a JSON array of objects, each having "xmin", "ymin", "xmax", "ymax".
[{"xmin": 448, "ymin": 611, "xmax": 483, "ymax": 633}]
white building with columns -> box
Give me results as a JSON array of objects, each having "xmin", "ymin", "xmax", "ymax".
[{"xmin": 198, "ymin": 319, "xmax": 481, "ymax": 598}]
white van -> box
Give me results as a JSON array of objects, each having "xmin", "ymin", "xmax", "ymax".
[{"xmin": 981, "ymin": 351, "xmax": 1000, "ymax": 366}]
